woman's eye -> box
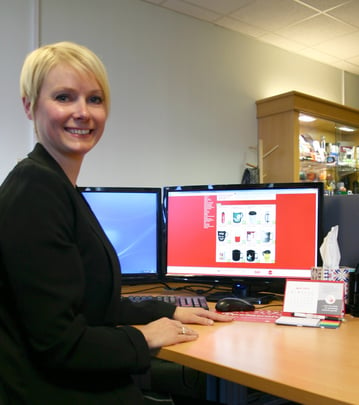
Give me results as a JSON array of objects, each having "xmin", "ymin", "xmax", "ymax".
[
  {"xmin": 89, "ymin": 95, "xmax": 103, "ymax": 104},
  {"xmin": 55, "ymin": 94, "xmax": 70, "ymax": 102}
]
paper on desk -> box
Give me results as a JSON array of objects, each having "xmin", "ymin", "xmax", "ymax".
[{"xmin": 320, "ymin": 225, "xmax": 340, "ymax": 269}]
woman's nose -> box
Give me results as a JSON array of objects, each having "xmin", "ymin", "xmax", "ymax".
[{"xmin": 73, "ymin": 99, "xmax": 90, "ymax": 120}]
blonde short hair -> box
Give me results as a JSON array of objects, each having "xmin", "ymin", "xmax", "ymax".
[{"xmin": 20, "ymin": 41, "xmax": 110, "ymax": 117}]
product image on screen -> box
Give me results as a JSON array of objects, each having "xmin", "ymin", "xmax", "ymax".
[
  {"xmin": 164, "ymin": 183, "xmax": 323, "ymax": 281},
  {"xmin": 216, "ymin": 203, "xmax": 276, "ymax": 264},
  {"xmin": 80, "ymin": 187, "xmax": 161, "ymax": 282}
]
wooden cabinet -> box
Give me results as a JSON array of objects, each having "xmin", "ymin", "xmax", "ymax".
[{"xmin": 256, "ymin": 91, "xmax": 359, "ymax": 192}]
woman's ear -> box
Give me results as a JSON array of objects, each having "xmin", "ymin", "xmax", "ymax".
[{"xmin": 22, "ymin": 97, "xmax": 33, "ymax": 120}]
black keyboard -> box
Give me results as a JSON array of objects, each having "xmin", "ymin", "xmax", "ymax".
[{"xmin": 125, "ymin": 295, "xmax": 209, "ymax": 310}]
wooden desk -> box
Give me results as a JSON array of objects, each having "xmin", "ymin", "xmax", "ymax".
[
  {"xmin": 123, "ymin": 284, "xmax": 359, "ymax": 404},
  {"xmin": 156, "ymin": 314, "xmax": 359, "ymax": 405}
]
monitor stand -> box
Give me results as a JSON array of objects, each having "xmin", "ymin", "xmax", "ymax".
[{"xmin": 206, "ymin": 282, "xmax": 274, "ymax": 305}]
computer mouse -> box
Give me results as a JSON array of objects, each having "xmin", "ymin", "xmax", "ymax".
[{"xmin": 215, "ymin": 297, "xmax": 255, "ymax": 312}]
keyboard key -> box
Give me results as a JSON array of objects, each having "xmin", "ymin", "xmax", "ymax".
[{"xmin": 125, "ymin": 295, "xmax": 209, "ymax": 310}]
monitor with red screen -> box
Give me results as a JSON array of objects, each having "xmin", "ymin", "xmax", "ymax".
[{"xmin": 163, "ymin": 182, "xmax": 323, "ymax": 298}]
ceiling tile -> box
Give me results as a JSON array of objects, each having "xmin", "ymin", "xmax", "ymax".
[
  {"xmin": 298, "ymin": 47, "xmax": 340, "ymax": 64},
  {"xmin": 183, "ymin": 0, "xmax": 252, "ymax": 14},
  {"xmin": 162, "ymin": 0, "xmax": 219, "ymax": 21},
  {"xmin": 315, "ymin": 31, "xmax": 359, "ymax": 59},
  {"xmin": 259, "ymin": 33, "xmax": 306, "ymax": 53},
  {"xmin": 327, "ymin": 1, "xmax": 359, "ymax": 29},
  {"xmin": 230, "ymin": 0, "xmax": 316, "ymax": 31},
  {"xmin": 216, "ymin": 16, "xmax": 266, "ymax": 37},
  {"xmin": 348, "ymin": 55, "xmax": 359, "ymax": 66},
  {"xmin": 142, "ymin": 0, "xmax": 165, "ymax": 4},
  {"xmin": 278, "ymin": 14, "xmax": 356, "ymax": 46},
  {"xmin": 298, "ymin": 0, "xmax": 352, "ymax": 12},
  {"xmin": 139, "ymin": 0, "xmax": 359, "ymax": 75}
]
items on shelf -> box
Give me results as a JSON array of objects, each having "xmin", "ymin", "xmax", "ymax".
[
  {"xmin": 257, "ymin": 91, "xmax": 359, "ymax": 188},
  {"xmin": 299, "ymin": 132, "xmax": 359, "ymax": 193}
]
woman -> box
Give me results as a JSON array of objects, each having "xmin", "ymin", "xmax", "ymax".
[{"xmin": 0, "ymin": 42, "xmax": 231, "ymax": 405}]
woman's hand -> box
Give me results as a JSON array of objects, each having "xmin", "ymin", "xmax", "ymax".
[
  {"xmin": 173, "ymin": 307, "xmax": 234, "ymax": 326},
  {"xmin": 133, "ymin": 308, "xmax": 233, "ymax": 349},
  {"xmin": 133, "ymin": 317, "xmax": 199, "ymax": 349}
]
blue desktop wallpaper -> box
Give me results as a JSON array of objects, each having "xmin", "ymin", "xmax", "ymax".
[{"xmin": 82, "ymin": 191, "xmax": 158, "ymax": 274}]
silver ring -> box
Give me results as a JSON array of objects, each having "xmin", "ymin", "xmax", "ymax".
[{"xmin": 181, "ymin": 326, "xmax": 186, "ymax": 335}]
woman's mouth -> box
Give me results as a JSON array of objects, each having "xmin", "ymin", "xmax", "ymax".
[{"xmin": 66, "ymin": 128, "xmax": 92, "ymax": 135}]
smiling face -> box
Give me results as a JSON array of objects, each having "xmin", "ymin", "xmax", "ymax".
[{"xmin": 23, "ymin": 63, "xmax": 107, "ymax": 163}]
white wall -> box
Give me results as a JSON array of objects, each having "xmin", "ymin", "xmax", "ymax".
[
  {"xmin": 0, "ymin": 0, "xmax": 34, "ymax": 181},
  {"xmin": 1, "ymin": 0, "xmax": 359, "ymax": 188}
]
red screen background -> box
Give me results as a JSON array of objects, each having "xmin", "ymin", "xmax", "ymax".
[{"xmin": 166, "ymin": 192, "xmax": 317, "ymax": 271}]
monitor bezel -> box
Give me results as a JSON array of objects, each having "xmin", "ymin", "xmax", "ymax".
[
  {"xmin": 162, "ymin": 182, "xmax": 324, "ymax": 295},
  {"xmin": 79, "ymin": 186, "xmax": 163, "ymax": 285}
]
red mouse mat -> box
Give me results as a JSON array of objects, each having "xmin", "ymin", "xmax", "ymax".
[{"xmin": 217, "ymin": 309, "xmax": 283, "ymax": 323}]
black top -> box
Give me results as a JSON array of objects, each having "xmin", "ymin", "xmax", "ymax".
[{"xmin": 0, "ymin": 143, "xmax": 175, "ymax": 405}]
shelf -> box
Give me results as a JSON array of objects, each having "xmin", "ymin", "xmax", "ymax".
[{"xmin": 256, "ymin": 91, "xmax": 359, "ymax": 190}]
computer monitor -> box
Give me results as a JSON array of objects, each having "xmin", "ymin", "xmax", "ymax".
[
  {"xmin": 323, "ymin": 194, "xmax": 359, "ymax": 268},
  {"xmin": 80, "ymin": 186, "xmax": 162, "ymax": 284},
  {"xmin": 163, "ymin": 182, "xmax": 323, "ymax": 299}
]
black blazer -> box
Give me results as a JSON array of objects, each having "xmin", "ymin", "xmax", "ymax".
[{"xmin": 0, "ymin": 143, "xmax": 175, "ymax": 405}]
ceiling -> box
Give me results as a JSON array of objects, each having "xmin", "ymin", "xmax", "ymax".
[{"xmin": 141, "ymin": 0, "xmax": 359, "ymax": 75}]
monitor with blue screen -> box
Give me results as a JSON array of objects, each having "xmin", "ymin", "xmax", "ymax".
[
  {"xmin": 163, "ymin": 182, "xmax": 323, "ymax": 299},
  {"xmin": 80, "ymin": 187, "xmax": 162, "ymax": 284}
]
